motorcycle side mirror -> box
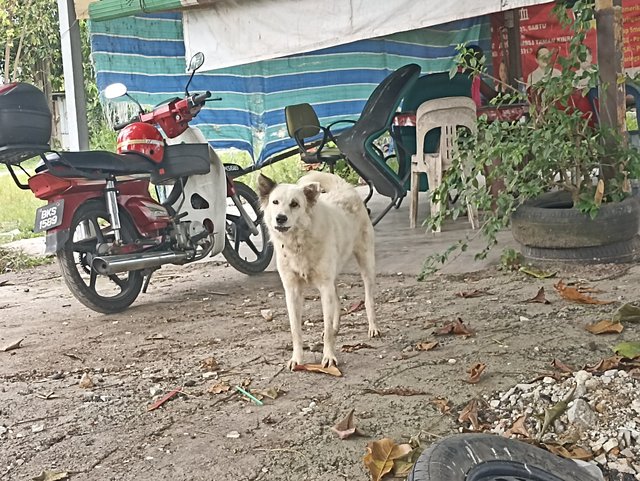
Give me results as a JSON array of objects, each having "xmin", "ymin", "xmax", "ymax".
[
  {"xmin": 184, "ymin": 52, "xmax": 205, "ymax": 96},
  {"xmin": 188, "ymin": 52, "xmax": 205, "ymax": 72},
  {"xmin": 104, "ymin": 83, "xmax": 128, "ymax": 100}
]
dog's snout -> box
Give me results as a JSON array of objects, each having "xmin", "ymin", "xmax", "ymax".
[{"xmin": 276, "ymin": 214, "xmax": 288, "ymax": 225}]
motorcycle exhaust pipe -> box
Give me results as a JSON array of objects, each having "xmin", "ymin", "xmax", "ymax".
[{"xmin": 92, "ymin": 251, "xmax": 190, "ymax": 275}]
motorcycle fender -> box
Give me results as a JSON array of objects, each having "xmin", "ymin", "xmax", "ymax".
[
  {"xmin": 44, "ymin": 228, "xmax": 70, "ymax": 255},
  {"xmin": 166, "ymin": 128, "xmax": 226, "ymax": 256}
]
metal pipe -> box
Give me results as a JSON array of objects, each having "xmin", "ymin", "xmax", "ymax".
[{"xmin": 92, "ymin": 251, "xmax": 190, "ymax": 275}]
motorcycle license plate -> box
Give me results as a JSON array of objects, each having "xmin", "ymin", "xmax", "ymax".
[{"xmin": 34, "ymin": 200, "xmax": 64, "ymax": 233}]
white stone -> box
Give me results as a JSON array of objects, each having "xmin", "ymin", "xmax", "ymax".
[
  {"xmin": 602, "ymin": 438, "xmax": 619, "ymax": 453},
  {"xmin": 226, "ymin": 431, "xmax": 241, "ymax": 439},
  {"xmin": 542, "ymin": 377, "xmax": 555, "ymax": 384},
  {"xmin": 489, "ymin": 399, "xmax": 500, "ymax": 408},
  {"xmin": 31, "ymin": 424, "xmax": 44, "ymax": 433},
  {"xmin": 568, "ymin": 399, "xmax": 598, "ymax": 429},
  {"xmin": 608, "ymin": 459, "xmax": 636, "ymax": 475}
]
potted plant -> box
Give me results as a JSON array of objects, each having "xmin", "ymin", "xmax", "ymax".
[{"xmin": 421, "ymin": 1, "xmax": 640, "ymax": 277}]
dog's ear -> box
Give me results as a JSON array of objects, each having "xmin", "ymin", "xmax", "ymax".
[
  {"xmin": 303, "ymin": 182, "xmax": 321, "ymax": 207},
  {"xmin": 257, "ymin": 174, "xmax": 276, "ymax": 203}
]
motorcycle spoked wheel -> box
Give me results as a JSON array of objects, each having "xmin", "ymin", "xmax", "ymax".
[
  {"xmin": 222, "ymin": 181, "xmax": 273, "ymax": 275},
  {"xmin": 57, "ymin": 200, "xmax": 144, "ymax": 314}
]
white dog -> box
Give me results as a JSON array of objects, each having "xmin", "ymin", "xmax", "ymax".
[{"xmin": 258, "ymin": 171, "xmax": 379, "ymax": 370}]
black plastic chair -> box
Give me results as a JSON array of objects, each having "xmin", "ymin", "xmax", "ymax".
[
  {"xmin": 335, "ymin": 63, "xmax": 421, "ymax": 225},
  {"xmin": 284, "ymin": 103, "xmax": 355, "ymax": 173}
]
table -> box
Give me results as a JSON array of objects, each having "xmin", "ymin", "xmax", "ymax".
[{"xmin": 392, "ymin": 103, "xmax": 529, "ymax": 127}]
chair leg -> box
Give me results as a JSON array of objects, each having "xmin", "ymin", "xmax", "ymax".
[
  {"xmin": 372, "ymin": 195, "xmax": 399, "ymax": 226},
  {"xmin": 363, "ymin": 182, "xmax": 374, "ymax": 205},
  {"xmin": 410, "ymin": 169, "xmax": 419, "ymax": 229}
]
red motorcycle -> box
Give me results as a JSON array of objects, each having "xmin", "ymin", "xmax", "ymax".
[{"xmin": 0, "ymin": 53, "xmax": 272, "ymax": 313}]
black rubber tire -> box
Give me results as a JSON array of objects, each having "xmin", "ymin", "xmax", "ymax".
[
  {"xmin": 511, "ymin": 191, "xmax": 640, "ymax": 249},
  {"xmin": 408, "ymin": 434, "xmax": 599, "ymax": 481},
  {"xmin": 522, "ymin": 235, "xmax": 640, "ymax": 264},
  {"xmin": 222, "ymin": 181, "xmax": 273, "ymax": 275},
  {"xmin": 57, "ymin": 200, "xmax": 144, "ymax": 314}
]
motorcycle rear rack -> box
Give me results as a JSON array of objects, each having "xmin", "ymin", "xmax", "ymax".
[{"xmin": 0, "ymin": 144, "xmax": 50, "ymax": 165}]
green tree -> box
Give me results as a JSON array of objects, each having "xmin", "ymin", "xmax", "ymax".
[{"xmin": 0, "ymin": 0, "xmax": 62, "ymax": 94}]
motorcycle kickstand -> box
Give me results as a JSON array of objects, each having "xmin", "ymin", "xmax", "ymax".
[
  {"xmin": 231, "ymin": 193, "xmax": 259, "ymax": 236},
  {"xmin": 142, "ymin": 268, "xmax": 159, "ymax": 294}
]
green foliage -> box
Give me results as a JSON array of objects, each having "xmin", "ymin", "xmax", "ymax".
[
  {"xmin": 499, "ymin": 248, "xmax": 524, "ymax": 272},
  {"xmin": 420, "ymin": 0, "xmax": 640, "ymax": 278},
  {"xmin": 0, "ymin": 246, "xmax": 51, "ymax": 273},
  {"xmin": 0, "ymin": 0, "xmax": 62, "ymax": 89}
]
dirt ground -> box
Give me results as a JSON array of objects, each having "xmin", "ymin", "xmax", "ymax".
[{"xmin": 1, "ymin": 256, "xmax": 639, "ymax": 481}]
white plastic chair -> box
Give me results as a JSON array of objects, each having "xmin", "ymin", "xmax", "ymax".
[{"xmin": 410, "ymin": 96, "xmax": 479, "ymax": 231}]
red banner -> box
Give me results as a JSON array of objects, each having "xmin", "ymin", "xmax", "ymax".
[{"xmin": 491, "ymin": 1, "xmax": 640, "ymax": 89}]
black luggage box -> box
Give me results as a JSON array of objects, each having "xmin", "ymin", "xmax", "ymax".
[{"xmin": 0, "ymin": 83, "xmax": 52, "ymax": 163}]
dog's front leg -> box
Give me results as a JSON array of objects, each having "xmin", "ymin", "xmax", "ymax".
[
  {"xmin": 319, "ymin": 282, "xmax": 340, "ymax": 367},
  {"xmin": 283, "ymin": 276, "xmax": 304, "ymax": 370}
]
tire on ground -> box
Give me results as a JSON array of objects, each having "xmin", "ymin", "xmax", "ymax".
[
  {"xmin": 511, "ymin": 191, "xmax": 640, "ymax": 249},
  {"xmin": 408, "ymin": 434, "xmax": 599, "ymax": 481}
]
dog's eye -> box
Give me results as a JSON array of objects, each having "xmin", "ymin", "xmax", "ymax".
[
  {"xmin": 272, "ymin": 200, "xmax": 279, "ymax": 205},
  {"xmin": 290, "ymin": 200, "xmax": 299, "ymax": 208}
]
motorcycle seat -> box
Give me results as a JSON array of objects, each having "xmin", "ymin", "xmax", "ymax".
[{"xmin": 47, "ymin": 150, "xmax": 157, "ymax": 176}]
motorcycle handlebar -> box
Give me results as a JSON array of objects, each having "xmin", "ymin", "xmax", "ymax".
[{"xmin": 191, "ymin": 91, "xmax": 211, "ymax": 107}]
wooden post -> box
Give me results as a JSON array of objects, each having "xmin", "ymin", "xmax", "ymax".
[
  {"xmin": 595, "ymin": 0, "xmax": 625, "ymax": 179},
  {"xmin": 504, "ymin": 9, "xmax": 523, "ymax": 89}
]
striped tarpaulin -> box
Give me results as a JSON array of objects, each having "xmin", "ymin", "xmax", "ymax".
[{"xmin": 90, "ymin": 12, "xmax": 491, "ymax": 165}]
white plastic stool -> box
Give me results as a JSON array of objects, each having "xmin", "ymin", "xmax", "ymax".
[{"xmin": 410, "ymin": 96, "xmax": 479, "ymax": 231}]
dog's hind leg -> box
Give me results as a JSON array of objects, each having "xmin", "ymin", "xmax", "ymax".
[
  {"xmin": 355, "ymin": 243, "xmax": 380, "ymax": 338},
  {"xmin": 283, "ymin": 276, "xmax": 305, "ymax": 370},
  {"xmin": 319, "ymin": 281, "xmax": 340, "ymax": 367}
]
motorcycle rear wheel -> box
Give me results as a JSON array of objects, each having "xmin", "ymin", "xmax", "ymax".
[
  {"xmin": 57, "ymin": 200, "xmax": 144, "ymax": 313},
  {"xmin": 222, "ymin": 181, "xmax": 273, "ymax": 275}
]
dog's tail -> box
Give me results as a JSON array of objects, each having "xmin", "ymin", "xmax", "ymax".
[{"xmin": 298, "ymin": 171, "xmax": 349, "ymax": 193}]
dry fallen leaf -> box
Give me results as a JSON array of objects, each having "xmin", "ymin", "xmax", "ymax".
[
  {"xmin": 585, "ymin": 319, "xmax": 624, "ymax": 335},
  {"xmin": 613, "ymin": 303, "xmax": 640, "ymax": 323},
  {"xmin": 415, "ymin": 341, "xmax": 439, "ymax": 351},
  {"xmin": 594, "ymin": 178, "xmax": 605, "ymax": 206},
  {"xmin": 293, "ymin": 363, "xmax": 342, "ymax": 377},
  {"xmin": 331, "ymin": 408, "xmax": 364, "ymax": 439},
  {"xmin": 200, "ymin": 357, "xmax": 219, "ymax": 372},
  {"xmin": 253, "ymin": 386, "xmax": 281, "ymax": 400},
  {"xmin": 2, "ymin": 338, "xmax": 24, "ymax": 352},
  {"xmin": 524, "ymin": 287, "xmax": 551, "ymax": 304},
  {"xmin": 519, "ymin": 267, "xmax": 557, "ymax": 279},
  {"xmin": 466, "ymin": 363, "xmax": 487, "ymax": 384},
  {"xmin": 458, "ymin": 399, "xmax": 482, "ymax": 431},
  {"xmin": 207, "ymin": 381, "xmax": 230, "ymax": 394},
  {"xmin": 504, "ymin": 414, "xmax": 531, "ymax": 438},
  {"xmin": 435, "ymin": 318, "xmax": 474, "ymax": 336},
  {"xmin": 431, "ymin": 398, "xmax": 451, "ymax": 415},
  {"xmin": 553, "ymin": 280, "xmax": 614, "ymax": 305},
  {"xmin": 341, "ymin": 343, "xmax": 374, "ymax": 353},
  {"xmin": 78, "ymin": 372, "xmax": 94, "ymax": 389},
  {"xmin": 585, "ymin": 355, "xmax": 624, "ymax": 373},
  {"xmin": 455, "ymin": 289, "xmax": 489, "ymax": 298},
  {"xmin": 544, "ymin": 443, "xmax": 592, "ymax": 460},
  {"xmin": 32, "ymin": 471, "xmax": 69, "ymax": 481},
  {"xmin": 550, "ymin": 358, "xmax": 575, "ymax": 373},
  {"xmin": 363, "ymin": 438, "xmax": 412, "ymax": 481},
  {"xmin": 363, "ymin": 387, "xmax": 427, "ymax": 396},
  {"xmin": 344, "ymin": 300, "xmax": 365, "ymax": 314}
]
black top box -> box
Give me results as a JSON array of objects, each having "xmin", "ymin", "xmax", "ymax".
[{"xmin": 0, "ymin": 83, "xmax": 52, "ymax": 148}]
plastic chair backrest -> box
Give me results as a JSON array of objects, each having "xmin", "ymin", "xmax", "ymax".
[
  {"xmin": 335, "ymin": 63, "xmax": 421, "ymax": 199},
  {"xmin": 401, "ymin": 72, "xmax": 473, "ymax": 112},
  {"xmin": 415, "ymin": 97, "xmax": 477, "ymax": 171},
  {"xmin": 285, "ymin": 103, "xmax": 320, "ymax": 139}
]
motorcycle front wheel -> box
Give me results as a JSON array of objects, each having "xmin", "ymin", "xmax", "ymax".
[
  {"xmin": 57, "ymin": 200, "xmax": 144, "ymax": 313},
  {"xmin": 222, "ymin": 181, "xmax": 273, "ymax": 275}
]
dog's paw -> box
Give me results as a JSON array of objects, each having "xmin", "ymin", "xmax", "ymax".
[
  {"xmin": 287, "ymin": 356, "xmax": 302, "ymax": 371},
  {"xmin": 321, "ymin": 353, "xmax": 338, "ymax": 368},
  {"xmin": 369, "ymin": 327, "xmax": 381, "ymax": 338}
]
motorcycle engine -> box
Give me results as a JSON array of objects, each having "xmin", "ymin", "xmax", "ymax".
[{"xmin": 172, "ymin": 221, "xmax": 211, "ymax": 250}]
